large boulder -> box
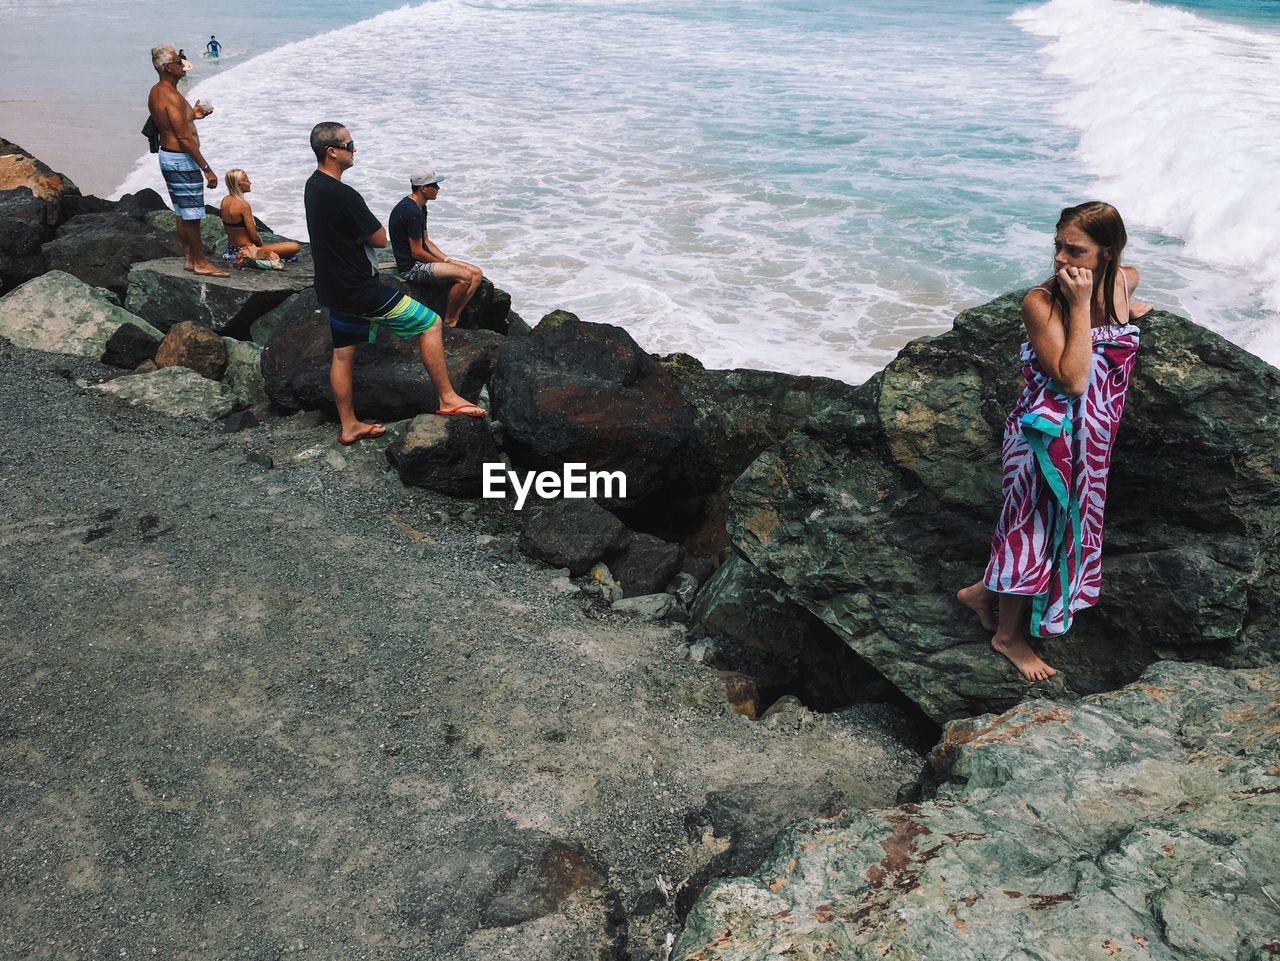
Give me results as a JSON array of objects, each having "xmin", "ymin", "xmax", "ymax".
[
  {"xmin": 249, "ymin": 286, "xmax": 322, "ymax": 346},
  {"xmin": 124, "ymin": 257, "xmax": 314, "ymax": 338},
  {"xmin": 0, "ymin": 188, "xmax": 54, "ymax": 292},
  {"xmin": 689, "ymin": 554, "xmax": 870, "ymax": 710},
  {"xmin": 663, "ymin": 356, "xmax": 862, "ymax": 554},
  {"xmin": 489, "ymin": 314, "xmax": 718, "ymax": 516},
  {"xmin": 607, "ymin": 532, "xmax": 683, "ymax": 598},
  {"xmin": 90, "ymin": 365, "xmax": 238, "ymax": 421},
  {"xmin": 675, "ymin": 661, "xmax": 1280, "ymax": 961},
  {"xmin": 728, "ymin": 294, "xmax": 1280, "ymax": 723},
  {"xmin": 261, "ymin": 307, "xmax": 498, "ymax": 421},
  {"xmin": 44, "ymin": 212, "xmax": 181, "ymax": 297},
  {"xmin": 518, "ymin": 498, "xmax": 630, "ymax": 575},
  {"xmin": 222, "ymin": 338, "xmax": 267, "ymax": 408},
  {"xmin": 155, "ymin": 321, "xmax": 228, "ymax": 381},
  {"xmin": 0, "ymin": 270, "xmax": 162, "ymax": 358},
  {"xmin": 102, "ymin": 322, "xmax": 162, "ymax": 369},
  {"xmin": 385, "ymin": 413, "xmax": 501, "ymax": 496},
  {"xmin": 0, "ymin": 137, "xmax": 80, "ymax": 225}
]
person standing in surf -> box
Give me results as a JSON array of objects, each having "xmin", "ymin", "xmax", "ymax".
[
  {"xmin": 147, "ymin": 44, "xmax": 227, "ymax": 277},
  {"xmin": 206, "ymin": 35, "xmax": 221, "ymax": 58},
  {"xmin": 956, "ymin": 201, "xmax": 1151, "ymax": 681}
]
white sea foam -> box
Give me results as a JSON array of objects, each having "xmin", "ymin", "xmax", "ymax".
[
  {"xmin": 1014, "ymin": 0, "xmax": 1280, "ymax": 360},
  {"xmin": 114, "ymin": 0, "xmax": 1280, "ymax": 377}
]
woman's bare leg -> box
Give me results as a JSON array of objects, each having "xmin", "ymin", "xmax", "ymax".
[
  {"xmin": 262, "ymin": 240, "xmax": 301, "ymax": 259},
  {"xmin": 956, "ymin": 581, "xmax": 998, "ymax": 631},
  {"xmin": 990, "ymin": 594, "xmax": 1057, "ymax": 682}
]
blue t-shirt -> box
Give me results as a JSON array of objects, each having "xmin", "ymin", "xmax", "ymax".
[
  {"xmin": 388, "ymin": 195, "xmax": 427, "ymax": 273},
  {"xmin": 207, "ymin": 39, "xmax": 221, "ymax": 55}
]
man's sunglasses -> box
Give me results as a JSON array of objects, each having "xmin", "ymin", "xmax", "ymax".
[{"xmin": 329, "ymin": 140, "xmax": 356, "ymax": 154}]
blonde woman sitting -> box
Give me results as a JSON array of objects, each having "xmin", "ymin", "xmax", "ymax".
[{"xmin": 219, "ymin": 169, "xmax": 301, "ymax": 267}]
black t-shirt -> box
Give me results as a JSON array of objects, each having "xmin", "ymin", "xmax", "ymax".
[
  {"xmin": 388, "ymin": 195, "xmax": 427, "ymax": 273},
  {"xmin": 304, "ymin": 170, "xmax": 399, "ymax": 316}
]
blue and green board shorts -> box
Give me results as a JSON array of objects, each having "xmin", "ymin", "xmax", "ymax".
[{"xmin": 329, "ymin": 295, "xmax": 440, "ymax": 349}]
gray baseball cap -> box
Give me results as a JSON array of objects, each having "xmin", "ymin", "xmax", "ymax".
[{"xmin": 409, "ymin": 167, "xmax": 445, "ymax": 186}]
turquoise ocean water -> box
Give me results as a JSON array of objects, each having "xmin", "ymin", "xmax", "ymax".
[{"xmin": 7, "ymin": 0, "xmax": 1279, "ymax": 381}]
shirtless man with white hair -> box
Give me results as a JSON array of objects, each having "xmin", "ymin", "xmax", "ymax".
[{"xmin": 147, "ymin": 44, "xmax": 228, "ymax": 277}]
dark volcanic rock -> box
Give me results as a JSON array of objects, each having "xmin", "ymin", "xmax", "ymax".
[
  {"xmin": 44, "ymin": 212, "xmax": 181, "ymax": 298},
  {"xmin": 261, "ymin": 307, "xmax": 498, "ymax": 421},
  {"xmin": 728, "ymin": 293, "xmax": 1280, "ymax": 723},
  {"xmin": 607, "ymin": 532, "xmax": 684, "ymax": 598},
  {"xmin": 490, "ymin": 315, "xmax": 717, "ymax": 515},
  {"xmin": 690, "ymin": 553, "xmax": 869, "ymax": 710},
  {"xmin": 124, "ymin": 257, "xmax": 314, "ymax": 338},
  {"xmin": 101, "ymin": 322, "xmax": 162, "ymax": 369},
  {"xmin": 386, "ymin": 413, "xmax": 501, "ymax": 497},
  {"xmin": 0, "ymin": 188, "xmax": 52, "ymax": 293},
  {"xmin": 676, "ymin": 661, "xmax": 1280, "ymax": 961},
  {"xmin": 155, "ymin": 321, "xmax": 229, "ymax": 381},
  {"xmin": 518, "ymin": 498, "xmax": 630, "ymax": 575}
]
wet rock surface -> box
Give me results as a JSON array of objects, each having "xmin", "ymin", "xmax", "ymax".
[
  {"xmin": 675, "ymin": 660, "xmax": 1280, "ymax": 961},
  {"xmin": 729, "ymin": 293, "xmax": 1280, "ymax": 723}
]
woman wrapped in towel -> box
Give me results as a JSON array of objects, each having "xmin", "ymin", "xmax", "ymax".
[{"xmin": 956, "ymin": 201, "xmax": 1152, "ymax": 681}]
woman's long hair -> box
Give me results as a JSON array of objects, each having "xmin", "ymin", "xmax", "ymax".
[
  {"xmin": 1050, "ymin": 201, "xmax": 1128, "ymax": 326},
  {"xmin": 224, "ymin": 168, "xmax": 247, "ymax": 199}
]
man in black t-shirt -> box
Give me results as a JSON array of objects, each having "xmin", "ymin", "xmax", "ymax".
[
  {"xmin": 304, "ymin": 122, "xmax": 484, "ymax": 445},
  {"xmin": 387, "ymin": 167, "xmax": 483, "ymax": 328}
]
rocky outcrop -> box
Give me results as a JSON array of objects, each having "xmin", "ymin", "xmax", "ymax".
[
  {"xmin": 222, "ymin": 339, "xmax": 267, "ymax": 409},
  {"xmin": 689, "ymin": 554, "xmax": 871, "ymax": 711},
  {"xmin": 0, "ymin": 271, "xmax": 163, "ymax": 358},
  {"xmin": 675, "ymin": 661, "xmax": 1280, "ymax": 961},
  {"xmin": 261, "ymin": 309, "xmax": 498, "ymax": 421},
  {"xmin": 155, "ymin": 321, "xmax": 228, "ymax": 381},
  {"xmin": 728, "ymin": 295, "xmax": 1280, "ymax": 723},
  {"xmin": 102, "ymin": 322, "xmax": 162, "ymax": 369},
  {"xmin": 518, "ymin": 498, "xmax": 630, "ymax": 575},
  {"xmin": 0, "ymin": 137, "xmax": 80, "ymax": 225},
  {"xmin": 44, "ymin": 211, "xmax": 182, "ymax": 298},
  {"xmin": 386, "ymin": 413, "xmax": 502, "ymax": 496},
  {"xmin": 490, "ymin": 315, "xmax": 718, "ymax": 519},
  {"xmin": 124, "ymin": 257, "xmax": 314, "ymax": 338},
  {"xmin": 90, "ymin": 365, "xmax": 237, "ymax": 421},
  {"xmin": 608, "ymin": 532, "xmax": 684, "ymax": 598},
  {"xmin": 0, "ymin": 188, "xmax": 53, "ymax": 292}
]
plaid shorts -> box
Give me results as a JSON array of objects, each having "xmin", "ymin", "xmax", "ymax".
[{"xmin": 329, "ymin": 295, "xmax": 440, "ymax": 349}]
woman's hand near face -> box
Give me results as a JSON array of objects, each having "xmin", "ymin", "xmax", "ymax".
[{"xmin": 1057, "ymin": 265, "xmax": 1093, "ymax": 307}]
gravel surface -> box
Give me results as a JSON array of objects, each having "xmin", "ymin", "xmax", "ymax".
[{"xmin": 0, "ymin": 341, "xmax": 929, "ymax": 960}]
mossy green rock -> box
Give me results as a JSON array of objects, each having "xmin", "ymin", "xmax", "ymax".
[
  {"xmin": 123, "ymin": 256, "xmax": 315, "ymax": 339},
  {"xmin": 676, "ymin": 661, "xmax": 1280, "ymax": 961},
  {"xmin": 0, "ymin": 270, "xmax": 162, "ymax": 357},
  {"xmin": 728, "ymin": 293, "xmax": 1280, "ymax": 722},
  {"xmin": 91, "ymin": 365, "xmax": 237, "ymax": 421}
]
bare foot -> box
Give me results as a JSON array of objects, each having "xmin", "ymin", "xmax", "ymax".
[
  {"xmin": 338, "ymin": 422, "xmax": 386, "ymax": 445},
  {"xmin": 956, "ymin": 583, "xmax": 997, "ymax": 632},
  {"xmin": 192, "ymin": 263, "xmax": 230, "ymax": 278},
  {"xmin": 444, "ymin": 317, "xmax": 459, "ymax": 328},
  {"xmin": 991, "ymin": 635, "xmax": 1058, "ymax": 682}
]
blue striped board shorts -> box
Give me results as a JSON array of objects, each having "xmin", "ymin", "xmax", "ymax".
[
  {"xmin": 329, "ymin": 295, "xmax": 441, "ymax": 349},
  {"xmin": 158, "ymin": 149, "xmax": 205, "ymax": 221}
]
